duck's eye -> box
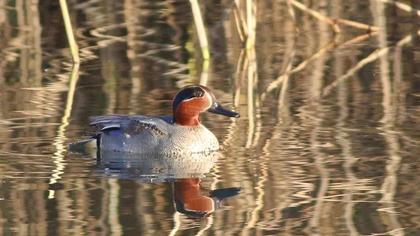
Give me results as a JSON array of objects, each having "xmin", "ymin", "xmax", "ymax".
[
  {"xmin": 192, "ymin": 89, "xmax": 205, "ymax": 98},
  {"xmin": 173, "ymin": 87, "xmax": 206, "ymax": 108}
]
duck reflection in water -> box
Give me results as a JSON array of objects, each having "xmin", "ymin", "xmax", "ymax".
[
  {"xmin": 173, "ymin": 178, "xmax": 240, "ymax": 218},
  {"xmin": 95, "ymin": 150, "xmax": 220, "ymax": 180},
  {"xmin": 91, "ymin": 150, "xmax": 241, "ymax": 218}
]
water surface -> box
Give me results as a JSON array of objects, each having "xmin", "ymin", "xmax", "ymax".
[{"xmin": 0, "ymin": 0, "xmax": 419, "ymax": 235}]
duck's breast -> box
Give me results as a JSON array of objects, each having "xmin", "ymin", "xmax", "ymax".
[{"xmin": 162, "ymin": 125, "xmax": 219, "ymax": 154}]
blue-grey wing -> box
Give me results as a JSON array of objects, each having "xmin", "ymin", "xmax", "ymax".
[
  {"xmin": 90, "ymin": 115, "xmax": 168, "ymax": 137},
  {"xmin": 90, "ymin": 115, "xmax": 145, "ymax": 129}
]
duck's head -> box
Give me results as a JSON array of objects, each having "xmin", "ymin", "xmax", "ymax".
[{"xmin": 172, "ymin": 85, "xmax": 239, "ymax": 126}]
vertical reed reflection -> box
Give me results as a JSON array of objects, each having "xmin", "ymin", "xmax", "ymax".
[
  {"xmin": 0, "ymin": 0, "xmax": 419, "ymax": 235},
  {"xmin": 49, "ymin": 64, "xmax": 80, "ymax": 199},
  {"xmin": 371, "ymin": 1, "xmax": 404, "ymax": 235},
  {"xmin": 337, "ymin": 69, "xmax": 359, "ymax": 236},
  {"xmin": 108, "ymin": 179, "xmax": 122, "ymax": 236},
  {"xmin": 307, "ymin": 3, "xmax": 331, "ymax": 235},
  {"xmin": 332, "ymin": 3, "xmax": 359, "ymax": 233}
]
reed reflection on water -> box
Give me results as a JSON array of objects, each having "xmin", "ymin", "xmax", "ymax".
[{"xmin": 0, "ymin": 0, "xmax": 419, "ymax": 235}]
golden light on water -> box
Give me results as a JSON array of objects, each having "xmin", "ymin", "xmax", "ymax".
[{"xmin": 0, "ymin": 0, "xmax": 419, "ymax": 235}]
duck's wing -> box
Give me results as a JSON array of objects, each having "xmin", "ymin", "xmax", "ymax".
[
  {"xmin": 90, "ymin": 115, "xmax": 170, "ymax": 137},
  {"xmin": 90, "ymin": 115, "xmax": 141, "ymax": 129}
]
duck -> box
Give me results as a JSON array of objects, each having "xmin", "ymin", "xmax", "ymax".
[{"xmin": 87, "ymin": 85, "xmax": 239, "ymax": 154}]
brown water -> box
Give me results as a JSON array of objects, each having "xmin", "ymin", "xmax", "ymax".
[{"xmin": 1, "ymin": 0, "xmax": 419, "ymax": 235}]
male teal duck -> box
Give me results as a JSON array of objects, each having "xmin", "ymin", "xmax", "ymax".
[{"xmin": 89, "ymin": 85, "xmax": 239, "ymax": 154}]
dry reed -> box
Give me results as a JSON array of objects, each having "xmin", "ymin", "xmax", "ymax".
[{"xmin": 59, "ymin": 0, "xmax": 80, "ymax": 64}]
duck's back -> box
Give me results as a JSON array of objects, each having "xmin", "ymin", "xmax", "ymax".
[{"xmin": 90, "ymin": 115, "xmax": 219, "ymax": 154}]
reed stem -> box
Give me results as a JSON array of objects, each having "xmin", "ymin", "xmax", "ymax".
[
  {"xmin": 290, "ymin": 0, "xmax": 380, "ymax": 33},
  {"xmin": 190, "ymin": 0, "xmax": 210, "ymax": 60},
  {"xmin": 59, "ymin": 0, "xmax": 80, "ymax": 64}
]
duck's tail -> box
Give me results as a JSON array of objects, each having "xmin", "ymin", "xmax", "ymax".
[{"xmin": 68, "ymin": 135, "xmax": 99, "ymax": 154}]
